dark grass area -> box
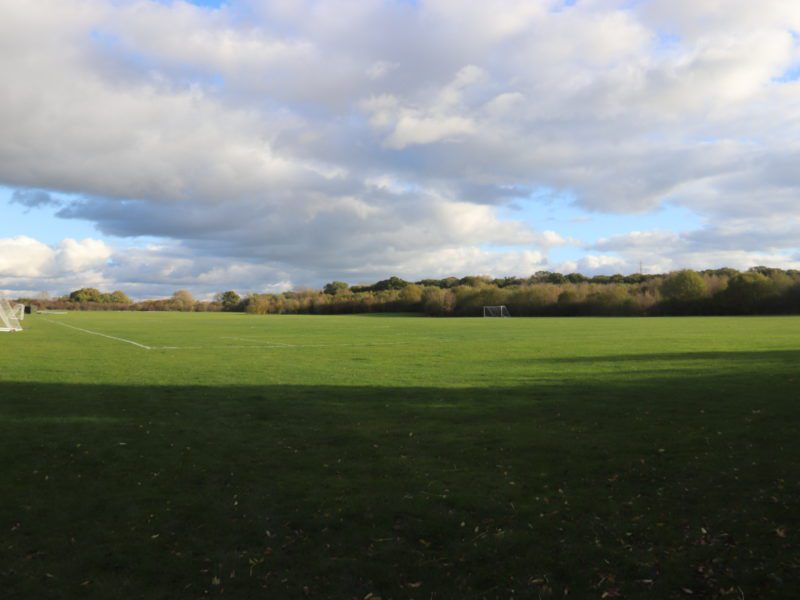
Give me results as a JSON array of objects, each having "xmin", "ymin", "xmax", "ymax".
[{"xmin": 2, "ymin": 356, "xmax": 799, "ymax": 599}]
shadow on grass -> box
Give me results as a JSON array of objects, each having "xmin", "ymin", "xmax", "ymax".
[
  {"xmin": 1, "ymin": 366, "xmax": 799, "ymax": 599},
  {"xmin": 532, "ymin": 348, "xmax": 800, "ymax": 365}
]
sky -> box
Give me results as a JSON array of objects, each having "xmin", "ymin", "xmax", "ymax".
[{"xmin": 1, "ymin": 0, "xmax": 799, "ymax": 299}]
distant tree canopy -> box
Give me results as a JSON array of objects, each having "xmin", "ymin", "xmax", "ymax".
[
  {"xmin": 171, "ymin": 290, "xmax": 195, "ymax": 311},
  {"xmin": 240, "ymin": 267, "xmax": 800, "ymax": 317},
  {"xmin": 109, "ymin": 290, "xmax": 132, "ymax": 304},
  {"xmin": 36, "ymin": 266, "xmax": 800, "ymax": 317},
  {"xmin": 68, "ymin": 288, "xmax": 131, "ymax": 304},
  {"xmin": 323, "ymin": 281, "xmax": 349, "ymax": 295},
  {"xmin": 722, "ymin": 272, "xmax": 779, "ymax": 313},
  {"xmin": 217, "ymin": 290, "xmax": 242, "ymax": 310},
  {"xmin": 351, "ymin": 276, "xmax": 409, "ymax": 293},
  {"xmin": 68, "ymin": 288, "xmax": 102, "ymax": 303},
  {"xmin": 661, "ymin": 270, "xmax": 707, "ymax": 303}
]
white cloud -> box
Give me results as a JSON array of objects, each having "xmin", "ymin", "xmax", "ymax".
[
  {"xmin": 0, "ymin": 237, "xmax": 58, "ymax": 279},
  {"xmin": 55, "ymin": 238, "xmax": 112, "ymax": 273},
  {"xmin": 577, "ymin": 255, "xmax": 628, "ymax": 274},
  {"xmin": 0, "ymin": 236, "xmax": 111, "ymax": 278},
  {"xmin": 367, "ymin": 66, "xmax": 486, "ymax": 149},
  {"xmin": 385, "ymin": 115, "xmax": 476, "ymax": 149},
  {"xmin": 1, "ymin": 0, "xmax": 800, "ymax": 295},
  {"xmin": 0, "ymin": 234, "xmax": 554, "ymax": 298},
  {"xmin": 0, "ymin": 236, "xmax": 114, "ymax": 296},
  {"xmin": 587, "ymin": 228, "xmax": 800, "ymax": 274}
]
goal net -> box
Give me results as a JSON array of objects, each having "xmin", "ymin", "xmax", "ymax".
[
  {"xmin": 483, "ymin": 305, "xmax": 511, "ymax": 317},
  {"xmin": 0, "ymin": 298, "xmax": 23, "ymax": 332}
]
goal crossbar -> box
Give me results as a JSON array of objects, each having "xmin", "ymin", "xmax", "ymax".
[{"xmin": 483, "ymin": 305, "xmax": 511, "ymax": 317}]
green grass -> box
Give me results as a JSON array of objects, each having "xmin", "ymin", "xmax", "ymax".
[{"xmin": 1, "ymin": 312, "xmax": 799, "ymax": 599}]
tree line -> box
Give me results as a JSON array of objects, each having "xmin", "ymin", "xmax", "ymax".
[
  {"xmin": 19, "ymin": 267, "xmax": 800, "ymax": 316},
  {"xmin": 22, "ymin": 288, "xmax": 243, "ymax": 313}
]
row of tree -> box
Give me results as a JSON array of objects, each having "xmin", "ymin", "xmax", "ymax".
[
  {"xmin": 23, "ymin": 267, "xmax": 800, "ymax": 317},
  {"xmin": 67, "ymin": 288, "xmax": 132, "ymax": 304},
  {"xmin": 26, "ymin": 288, "xmax": 243, "ymax": 313},
  {"xmin": 249, "ymin": 268, "xmax": 800, "ymax": 316}
]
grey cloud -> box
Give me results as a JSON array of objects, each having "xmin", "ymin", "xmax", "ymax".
[
  {"xmin": 11, "ymin": 189, "xmax": 61, "ymax": 209},
  {"xmin": 59, "ymin": 184, "xmax": 549, "ymax": 278}
]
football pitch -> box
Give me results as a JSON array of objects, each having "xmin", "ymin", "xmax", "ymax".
[{"xmin": 2, "ymin": 313, "xmax": 799, "ymax": 598}]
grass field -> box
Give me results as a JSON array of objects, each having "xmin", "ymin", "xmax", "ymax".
[{"xmin": 1, "ymin": 312, "xmax": 799, "ymax": 599}]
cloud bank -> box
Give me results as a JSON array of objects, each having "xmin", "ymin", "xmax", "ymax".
[{"xmin": 2, "ymin": 0, "xmax": 799, "ymax": 296}]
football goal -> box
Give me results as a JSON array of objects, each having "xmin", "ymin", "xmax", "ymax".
[
  {"xmin": 483, "ymin": 305, "xmax": 511, "ymax": 317},
  {"xmin": 0, "ymin": 298, "xmax": 23, "ymax": 332}
]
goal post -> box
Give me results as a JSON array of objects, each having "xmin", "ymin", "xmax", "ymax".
[
  {"xmin": 483, "ymin": 305, "xmax": 511, "ymax": 317},
  {"xmin": 0, "ymin": 298, "xmax": 23, "ymax": 332}
]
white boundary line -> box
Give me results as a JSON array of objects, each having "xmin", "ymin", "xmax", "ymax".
[
  {"xmin": 39, "ymin": 318, "xmax": 436, "ymax": 352},
  {"xmin": 152, "ymin": 341, "xmax": 415, "ymax": 351},
  {"xmin": 41, "ymin": 317, "xmax": 152, "ymax": 350}
]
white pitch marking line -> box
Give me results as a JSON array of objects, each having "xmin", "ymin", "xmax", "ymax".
[
  {"xmin": 41, "ymin": 318, "xmax": 152, "ymax": 350},
  {"xmin": 151, "ymin": 341, "xmax": 414, "ymax": 351},
  {"xmin": 149, "ymin": 345, "xmax": 286, "ymax": 350}
]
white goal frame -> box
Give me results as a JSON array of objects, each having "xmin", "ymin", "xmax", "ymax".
[
  {"xmin": 0, "ymin": 298, "xmax": 23, "ymax": 332},
  {"xmin": 483, "ymin": 305, "xmax": 511, "ymax": 317}
]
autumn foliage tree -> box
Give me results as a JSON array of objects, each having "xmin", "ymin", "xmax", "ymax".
[
  {"xmin": 661, "ymin": 270, "xmax": 707, "ymax": 303},
  {"xmin": 218, "ymin": 290, "xmax": 242, "ymax": 310},
  {"xmin": 41, "ymin": 267, "xmax": 800, "ymax": 317}
]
